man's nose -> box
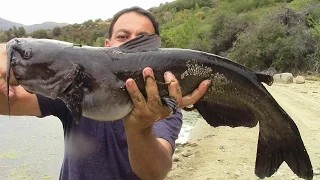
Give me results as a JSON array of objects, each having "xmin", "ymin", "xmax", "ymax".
[{"xmin": 129, "ymin": 34, "xmax": 139, "ymax": 40}]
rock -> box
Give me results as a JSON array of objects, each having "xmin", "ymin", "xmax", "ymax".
[
  {"xmin": 261, "ymin": 67, "xmax": 277, "ymax": 76},
  {"xmin": 204, "ymin": 134, "xmax": 215, "ymax": 139},
  {"xmin": 295, "ymin": 75, "xmax": 305, "ymax": 84},
  {"xmin": 181, "ymin": 150, "xmax": 193, "ymax": 157},
  {"xmin": 273, "ymin": 73, "xmax": 294, "ymax": 84},
  {"xmin": 272, "ymin": 74, "xmax": 281, "ymax": 83},
  {"xmin": 219, "ymin": 145, "xmax": 225, "ymax": 152},
  {"xmin": 314, "ymin": 168, "xmax": 320, "ymax": 175},
  {"xmin": 234, "ymin": 170, "xmax": 241, "ymax": 176},
  {"xmin": 173, "ymin": 154, "xmax": 180, "ymax": 162},
  {"xmin": 184, "ymin": 142, "xmax": 198, "ymax": 147}
]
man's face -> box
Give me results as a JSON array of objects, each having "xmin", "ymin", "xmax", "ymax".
[{"xmin": 105, "ymin": 12, "xmax": 155, "ymax": 47}]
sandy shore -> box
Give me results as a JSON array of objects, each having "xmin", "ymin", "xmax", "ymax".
[{"xmin": 166, "ymin": 79, "xmax": 320, "ymax": 180}]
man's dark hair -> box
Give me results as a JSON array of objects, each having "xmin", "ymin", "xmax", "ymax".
[{"xmin": 108, "ymin": 6, "xmax": 160, "ymax": 39}]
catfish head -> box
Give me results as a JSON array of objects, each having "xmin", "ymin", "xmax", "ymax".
[{"xmin": 6, "ymin": 38, "xmax": 80, "ymax": 99}]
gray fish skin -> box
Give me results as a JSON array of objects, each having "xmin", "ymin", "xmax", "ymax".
[{"xmin": 5, "ymin": 34, "xmax": 313, "ymax": 180}]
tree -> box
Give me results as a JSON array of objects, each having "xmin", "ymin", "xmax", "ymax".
[
  {"xmin": 92, "ymin": 37, "xmax": 105, "ymax": 47},
  {"xmin": 17, "ymin": 27, "xmax": 26, "ymax": 37},
  {"xmin": 0, "ymin": 31, "xmax": 8, "ymax": 42},
  {"xmin": 227, "ymin": 6, "xmax": 318, "ymax": 73},
  {"xmin": 52, "ymin": 26, "xmax": 62, "ymax": 36},
  {"xmin": 31, "ymin": 29, "xmax": 50, "ymax": 39}
]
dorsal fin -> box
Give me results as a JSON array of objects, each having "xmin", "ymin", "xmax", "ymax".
[
  {"xmin": 119, "ymin": 34, "xmax": 161, "ymax": 53},
  {"xmin": 255, "ymin": 72, "xmax": 274, "ymax": 86}
]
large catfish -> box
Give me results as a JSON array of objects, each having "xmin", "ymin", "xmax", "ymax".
[{"xmin": 5, "ymin": 34, "xmax": 313, "ymax": 179}]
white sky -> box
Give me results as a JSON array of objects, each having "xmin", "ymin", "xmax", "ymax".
[{"xmin": 1, "ymin": 0, "xmax": 174, "ymax": 25}]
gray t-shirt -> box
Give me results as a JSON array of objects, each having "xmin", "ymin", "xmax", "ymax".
[{"xmin": 36, "ymin": 94, "xmax": 182, "ymax": 180}]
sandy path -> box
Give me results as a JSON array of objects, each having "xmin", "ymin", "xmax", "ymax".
[{"xmin": 166, "ymin": 80, "xmax": 320, "ymax": 180}]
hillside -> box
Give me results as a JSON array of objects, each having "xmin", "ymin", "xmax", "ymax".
[
  {"xmin": 0, "ymin": 17, "xmax": 25, "ymax": 30},
  {"xmin": 0, "ymin": 17, "xmax": 68, "ymax": 32},
  {"xmin": 25, "ymin": 21, "xmax": 69, "ymax": 32}
]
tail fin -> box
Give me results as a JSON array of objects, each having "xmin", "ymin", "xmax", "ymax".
[{"xmin": 255, "ymin": 121, "xmax": 313, "ymax": 180}]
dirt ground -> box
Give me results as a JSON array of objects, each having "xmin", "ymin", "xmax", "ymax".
[{"xmin": 166, "ymin": 79, "xmax": 320, "ymax": 180}]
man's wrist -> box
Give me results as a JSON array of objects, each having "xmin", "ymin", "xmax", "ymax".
[{"xmin": 124, "ymin": 120, "xmax": 154, "ymax": 138}]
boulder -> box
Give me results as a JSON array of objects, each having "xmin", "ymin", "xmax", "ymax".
[
  {"xmin": 295, "ymin": 75, "xmax": 305, "ymax": 84},
  {"xmin": 273, "ymin": 73, "xmax": 294, "ymax": 84}
]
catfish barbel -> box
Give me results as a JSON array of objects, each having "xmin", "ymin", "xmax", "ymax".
[{"xmin": 5, "ymin": 34, "xmax": 313, "ymax": 179}]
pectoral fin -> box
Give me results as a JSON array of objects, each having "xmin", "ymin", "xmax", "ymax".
[
  {"xmin": 58, "ymin": 64, "xmax": 85, "ymax": 124},
  {"xmin": 161, "ymin": 96, "xmax": 178, "ymax": 114},
  {"xmin": 119, "ymin": 34, "xmax": 161, "ymax": 53},
  {"xmin": 255, "ymin": 72, "xmax": 273, "ymax": 86},
  {"xmin": 60, "ymin": 84, "xmax": 84, "ymax": 124}
]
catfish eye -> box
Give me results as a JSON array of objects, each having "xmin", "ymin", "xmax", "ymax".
[{"xmin": 22, "ymin": 48, "xmax": 33, "ymax": 59}]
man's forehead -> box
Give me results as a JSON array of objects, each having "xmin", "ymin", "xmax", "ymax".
[{"xmin": 113, "ymin": 12, "xmax": 155, "ymax": 34}]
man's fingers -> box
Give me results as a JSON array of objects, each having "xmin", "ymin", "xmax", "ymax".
[
  {"xmin": 164, "ymin": 71, "xmax": 182, "ymax": 107},
  {"xmin": 125, "ymin": 78, "xmax": 147, "ymax": 109},
  {"xmin": 143, "ymin": 68, "xmax": 172, "ymax": 120},
  {"xmin": 180, "ymin": 80, "xmax": 211, "ymax": 108},
  {"xmin": 143, "ymin": 67, "xmax": 161, "ymax": 106}
]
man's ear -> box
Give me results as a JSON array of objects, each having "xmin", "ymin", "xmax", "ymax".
[{"xmin": 105, "ymin": 39, "xmax": 111, "ymax": 47}]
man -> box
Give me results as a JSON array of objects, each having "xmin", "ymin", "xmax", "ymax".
[{"xmin": 0, "ymin": 6, "xmax": 210, "ymax": 180}]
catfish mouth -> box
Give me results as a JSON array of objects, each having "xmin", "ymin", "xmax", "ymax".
[
  {"xmin": 6, "ymin": 38, "xmax": 34, "ymax": 84},
  {"xmin": 9, "ymin": 50, "xmax": 29, "ymax": 84},
  {"xmin": 7, "ymin": 46, "xmax": 78, "ymax": 99},
  {"xmin": 6, "ymin": 46, "xmax": 22, "ymax": 87}
]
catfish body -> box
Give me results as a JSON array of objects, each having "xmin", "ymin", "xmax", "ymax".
[{"xmin": 5, "ymin": 34, "xmax": 313, "ymax": 179}]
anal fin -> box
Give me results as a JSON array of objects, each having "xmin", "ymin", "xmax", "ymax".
[{"xmin": 194, "ymin": 100, "xmax": 258, "ymax": 128}]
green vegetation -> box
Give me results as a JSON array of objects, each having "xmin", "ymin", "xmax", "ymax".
[
  {"xmin": 1, "ymin": 0, "xmax": 319, "ymax": 73},
  {"xmin": 8, "ymin": 163, "xmax": 32, "ymax": 180},
  {"xmin": 0, "ymin": 150, "xmax": 21, "ymax": 159},
  {"xmin": 42, "ymin": 174, "xmax": 53, "ymax": 179}
]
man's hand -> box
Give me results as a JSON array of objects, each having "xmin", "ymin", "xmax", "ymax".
[
  {"xmin": 0, "ymin": 43, "xmax": 40, "ymax": 116},
  {"xmin": 123, "ymin": 67, "xmax": 210, "ymax": 180},
  {"xmin": 123, "ymin": 67, "xmax": 210, "ymax": 132},
  {"xmin": 0, "ymin": 43, "xmax": 20, "ymax": 101},
  {"xmin": 123, "ymin": 67, "xmax": 172, "ymax": 132},
  {"xmin": 0, "ymin": 43, "xmax": 13, "ymax": 98}
]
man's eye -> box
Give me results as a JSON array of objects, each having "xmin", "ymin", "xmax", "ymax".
[{"xmin": 117, "ymin": 35, "xmax": 128, "ymax": 40}]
